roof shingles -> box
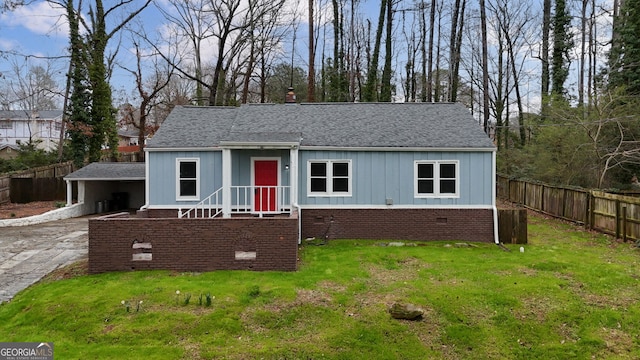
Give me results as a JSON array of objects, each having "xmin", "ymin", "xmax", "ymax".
[{"xmin": 147, "ymin": 103, "xmax": 494, "ymax": 150}]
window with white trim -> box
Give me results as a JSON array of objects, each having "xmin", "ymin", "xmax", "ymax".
[
  {"xmin": 0, "ymin": 120, "xmax": 12, "ymax": 129},
  {"xmin": 415, "ymin": 160, "xmax": 459, "ymax": 197},
  {"xmin": 308, "ymin": 160, "xmax": 352, "ymax": 196},
  {"xmin": 176, "ymin": 158, "xmax": 200, "ymax": 200}
]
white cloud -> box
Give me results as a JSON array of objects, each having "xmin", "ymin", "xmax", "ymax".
[
  {"xmin": 1, "ymin": 2, "xmax": 68, "ymax": 37},
  {"xmin": 0, "ymin": 37, "xmax": 18, "ymax": 51}
]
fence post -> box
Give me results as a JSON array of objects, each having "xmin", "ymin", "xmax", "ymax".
[
  {"xmin": 615, "ymin": 199, "xmax": 620, "ymax": 239},
  {"xmin": 622, "ymin": 206, "xmax": 627, "ymax": 242},
  {"xmin": 584, "ymin": 192, "xmax": 591, "ymax": 230},
  {"xmin": 589, "ymin": 192, "xmax": 595, "ymax": 231},
  {"xmin": 561, "ymin": 188, "xmax": 567, "ymax": 218}
]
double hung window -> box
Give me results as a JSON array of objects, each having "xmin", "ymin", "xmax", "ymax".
[
  {"xmin": 176, "ymin": 158, "xmax": 200, "ymax": 200},
  {"xmin": 415, "ymin": 161, "xmax": 459, "ymax": 197},
  {"xmin": 308, "ymin": 160, "xmax": 352, "ymax": 196}
]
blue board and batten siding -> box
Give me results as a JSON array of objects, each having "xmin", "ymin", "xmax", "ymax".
[
  {"xmin": 298, "ymin": 150, "xmax": 493, "ymax": 207},
  {"xmin": 231, "ymin": 149, "xmax": 291, "ymax": 187},
  {"xmin": 147, "ymin": 151, "xmax": 222, "ymax": 206},
  {"xmin": 148, "ymin": 150, "xmax": 291, "ymax": 207},
  {"xmin": 148, "ymin": 149, "xmax": 492, "ymax": 208}
]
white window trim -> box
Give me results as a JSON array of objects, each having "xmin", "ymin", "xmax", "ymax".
[
  {"xmin": 414, "ymin": 160, "xmax": 460, "ymax": 198},
  {"xmin": 307, "ymin": 159, "xmax": 352, "ymax": 197},
  {"xmin": 176, "ymin": 158, "xmax": 200, "ymax": 201}
]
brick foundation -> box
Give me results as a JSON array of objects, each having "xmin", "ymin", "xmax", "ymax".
[
  {"xmin": 88, "ymin": 213, "xmax": 298, "ymax": 274},
  {"xmin": 301, "ymin": 208, "xmax": 495, "ymax": 242}
]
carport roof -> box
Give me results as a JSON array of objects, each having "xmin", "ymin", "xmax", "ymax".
[{"xmin": 64, "ymin": 162, "xmax": 145, "ymax": 181}]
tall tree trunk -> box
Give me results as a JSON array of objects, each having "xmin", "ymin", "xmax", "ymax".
[
  {"xmin": 420, "ymin": 1, "xmax": 427, "ymax": 102},
  {"xmin": 451, "ymin": 0, "xmax": 466, "ymax": 102},
  {"xmin": 241, "ymin": 0, "xmax": 256, "ymax": 104},
  {"xmin": 506, "ymin": 35, "xmax": 526, "ymax": 147},
  {"xmin": 363, "ymin": 0, "xmax": 386, "ymax": 102},
  {"xmin": 479, "ymin": 0, "xmax": 490, "ymax": 134},
  {"xmin": 578, "ymin": 0, "xmax": 587, "ymax": 107},
  {"xmin": 448, "ymin": 0, "xmax": 461, "ymax": 102},
  {"xmin": 551, "ymin": 0, "xmax": 572, "ymax": 98},
  {"xmin": 380, "ymin": 0, "xmax": 393, "ymax": 101},
  {"xmin": 427, "ymin": 0, "xmax": 436, "ymax": 102},
  {"xmin": 541, "ymin": 0, "xmax": 551, "ymax": 118},
  {"xmin": 308, "ymin": 0, "xmax": 316, "ymax": 102},
  {"xmin": 588, "ymin": 0, "xmax": 597, "ymax": 109}
]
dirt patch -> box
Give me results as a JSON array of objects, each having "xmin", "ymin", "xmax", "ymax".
[
  {"xmin": 41, "ymin": 260, "xmax": 88, "ymax": 282},
  {"xmin": 0, "ymin": 201, "xmax": 59, "ymax": 219}
]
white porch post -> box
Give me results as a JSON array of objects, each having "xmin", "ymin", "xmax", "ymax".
[
  {"xmin": 66, "ymin": 180, "xmax": 72, "ymax": 206},
  {"xmin": 78, "ymin": 181, "xmax": 85, "ymax": 204},
  {"xmin": 222, "ymin": 148, "xmax": 232, "ymax": 218},
  {"xmin": 290, "ymin": 146, "xmax": 299, "ymax": 206}
]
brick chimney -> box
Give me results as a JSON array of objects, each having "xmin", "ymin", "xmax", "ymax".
[{"xmin": 285, "ymin": 87, "xmax": 296, "ymax": 104}]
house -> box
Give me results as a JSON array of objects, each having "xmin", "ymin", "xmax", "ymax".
[
  {"xmin": 86, "ymin": 102, "xmax": 497, "ymax": 274},
  {"xmin": 117, "ymin": 128, "xmax": 141, "ymax": 148},
  {"xmin": 0, "ymin": 144, "xmax": 19, "ymax": 160},
  {"xmin": 0, "ymin": 110, "xmax": 63, "ymax": 152}
]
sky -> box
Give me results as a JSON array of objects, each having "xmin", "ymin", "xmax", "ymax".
[
  {"xmin": 0, "ymin": 0, "xmax": 611, "ymax": 114},
  {"xmin": 0, "ymin": 0, "xmax": 346, "ymax": 107},
  {"xmin": 1, "ymin": 1, "xmax": 166, "ymax": 103}
]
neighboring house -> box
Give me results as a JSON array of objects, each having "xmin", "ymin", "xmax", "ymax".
[
  {"xmin": 0, "ymin": 144, "xmax": 19, "ymax": 160},
  {"xmin": 0, "ymin": 110, "xmax": 63, "ymax": 151},
  {"xmin": 86, "ymin": 102, "xmax": 497, "ymax": 274},
  {"xmin": 118, "ymin": 128, "xmax": 140, "ymax": 148}
]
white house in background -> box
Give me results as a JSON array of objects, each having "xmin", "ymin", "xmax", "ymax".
[{"xmin": 0, "ymin": 110, "xmax": 64, "ymax": 151}]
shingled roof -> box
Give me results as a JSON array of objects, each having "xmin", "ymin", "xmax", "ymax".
[
  {"xmin": 0, "ymin": 110, "xmax": 63, "ymax": 120},
  {"xmin": 64, "ymin": 162, "xmax": 145, "ymax": 181},
  {"xmin": 147, "ymin": 103, "xmax": 494, "ymax": 150}
]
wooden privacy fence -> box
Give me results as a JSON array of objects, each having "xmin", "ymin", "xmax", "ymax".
[
  {"xmin": 497, "ymin": 175, "xmax": 640, "ymax": 242},
  {"xmin": 0, "ymin": 176, "xmax": 9, "ymax": 204},
  {"xmin": 0, "ymin": 162, "xmax": 75, "ymax": 204}
]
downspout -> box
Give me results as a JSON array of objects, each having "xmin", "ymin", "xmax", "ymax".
[
  {"xmin": 492, "ymin": 150, "xmax": 499, "ymax": 244},
  {"xmin": 140, "ymin": 148, "xmax": 150, "ymax": 210},
  {"xmin": 293, "ymin": 203, "xmax": 302, "ymax": 244},
  {"xmin": 290, "ymin": 144, "xmax": 301, "ymax": 244}
]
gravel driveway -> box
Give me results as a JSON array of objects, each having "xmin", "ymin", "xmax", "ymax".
[{"xmin": 0, "ymin": 217, "xmax": 88, "ymax": 303}]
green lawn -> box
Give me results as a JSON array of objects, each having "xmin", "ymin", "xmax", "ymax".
[{"xmin": 1, "ymin": 213, "xmax": 639, "ymax": 359}]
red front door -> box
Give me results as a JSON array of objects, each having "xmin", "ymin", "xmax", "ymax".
[{"xmin": 254, "ymin": 160, "xmax": 278, "ymax": 212}]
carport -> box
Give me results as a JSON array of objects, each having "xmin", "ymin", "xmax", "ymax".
[{"xmin": 63, "ymin": 162, "xmax": 145, "ymax": 215}]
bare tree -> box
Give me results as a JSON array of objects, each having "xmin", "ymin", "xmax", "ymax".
[
  {"xmin": 447, "ymin": 0, "xmax": 466, "ymax": 102},
  {"xmin": 155, "ymin": 0, "xmax": 287, "ymax": 106},
  {"xmin": 157, "ymin": 0, "xmax": 215, "ymax": 105},
  {"xmin": 119, "ymin": 43, "xmax": 175, "ymax": 160},
  {"xmin": 0, "ymin": 59, "xmax": 61, "ymax": 110},
  {"xmin": 363, "ymin": 0, "xmax": 387, "ymax": 102}
]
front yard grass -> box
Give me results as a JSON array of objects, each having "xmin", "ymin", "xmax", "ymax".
[{"xmin": 1, "ymin": 213, "xmax": 639, "ymax": 359}]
